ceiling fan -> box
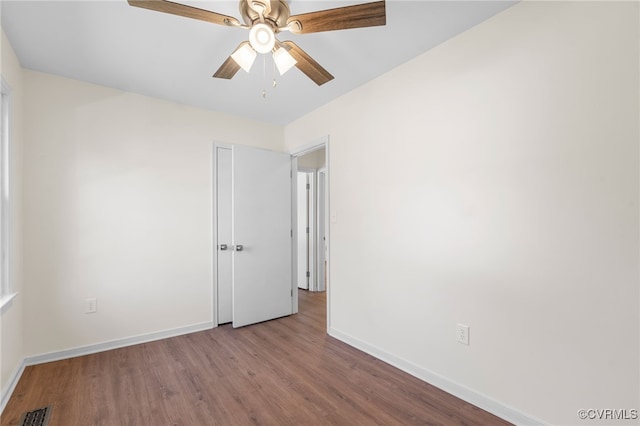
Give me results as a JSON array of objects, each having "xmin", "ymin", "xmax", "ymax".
[{"xmin": 128, "ymin": 0, "xmax": 386, "ymax": 86}]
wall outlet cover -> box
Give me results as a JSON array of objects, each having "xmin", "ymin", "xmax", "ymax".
[
  {"xmin": 457, "ymin": 324, "xmax": 469, "ymax": 345},
  {"xmin": 85, "ymin": 298, "xmax": 97, "ymax": 314}
]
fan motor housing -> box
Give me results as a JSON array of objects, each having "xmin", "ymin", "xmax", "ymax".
[{"xmin": 239, "ymin": 0, "xmax": 291, "ymax": 30}]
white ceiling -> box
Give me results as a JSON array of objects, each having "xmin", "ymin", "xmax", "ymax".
[{"xmin": 1, "ymin": 0, "xmax": 515, "ymax": 125}]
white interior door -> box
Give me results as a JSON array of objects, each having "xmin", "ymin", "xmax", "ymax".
[
  {"xmin": 215, "ymin": 147, "xmax": 233, "ymax": 324},
  {"xmin": 297, "ymin": 172, "xmax": 309, "ymax": 290},
  {"xmin": 307, "ymin": 172, "xmax": 315, "ymax": 290},
  {"xmin": 232, "ymin": 144, "xmax": 292, "ymax": 328}
]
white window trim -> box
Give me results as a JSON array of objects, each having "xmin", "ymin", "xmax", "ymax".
[
  {"xmin": 0, "ymin": 77, "xmax": 14, "ymax": 310},
  {"xmin": 0, "ymin": 292, "xmax": 17, "ymax": 313}
]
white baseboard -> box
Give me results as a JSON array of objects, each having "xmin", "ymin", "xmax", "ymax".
[
  {"xmin": 1, "ymin": 321, "xmax": 214, "ymax": 415},
  {"xmin": 1, "ymin": 359, "xmax": 25, "ymax": 414},
  {"xmin": 328, "ymin": 327, "xmax": 547, "ymax": 426},
  {"xmin": 25, "ymin": 321, "xmax": 214, "ymax": 366}
]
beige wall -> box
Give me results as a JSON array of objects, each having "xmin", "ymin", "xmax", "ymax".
[
  {"xmin": 297, "ymin": 147, "xmax": 326, "ymax": 170},
  {"xmin": 285, "ymin": 2, "xmax": 639, "ymax": 424},
  {"xmin": 21, "ymin": 70, "xmax": 283, "ymax": 357},
  {"xmin": 3, "ymin": 1, "xmax": 639, "ymax": 423},
  {"xmin": 0, "ymin": 29, "xmax": 25, "ymax": 404}
]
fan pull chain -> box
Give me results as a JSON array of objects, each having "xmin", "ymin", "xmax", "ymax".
[
  {"xmin": 262, "ymin": 54, "xmax": 267, "ymax": 99},
  {"xmin": 272, "ymin": 58, "xmax": 277, "ymax": 88},
  {"xmin": 260, "ymin": 53, "xmax": 278, "ymax": 99}
]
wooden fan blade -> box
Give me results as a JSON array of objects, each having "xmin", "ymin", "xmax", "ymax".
[
  {"xmin": 128, "ymin": 0, "xmax": 241, "ymax": 27},
  {"xmin": 286, "ymin": 1, "xmax": 385, "ymax": 34},
  {"xmin": 213, "ymin": 44, "xmax": 244, "ymax": 79},
  {"xmin": 282, "ymin": 41, "xmax": 334, "ymax": 86},
  {"xmin": 213, "ymin": 57, "xmax": 241, "ymax": 79}
]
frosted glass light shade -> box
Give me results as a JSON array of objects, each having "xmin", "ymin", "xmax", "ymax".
[
  {"xmin": 249, "ymin": 23, "xmax": 275, "ymax": 54},
  {"xmin": 231, "ymin": 43, "xmax": 257, "ymax": 72},
  {"xmin": 273, "ymin": 47, "xmax": 297, "ymax": 75}
]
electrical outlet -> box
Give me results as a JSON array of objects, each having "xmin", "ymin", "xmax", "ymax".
[
  {"xmin": 85, "ymin": 298, "xmax": 97, "ymax": 314},
  {"xmin": 457, "ymin": 324, "xmax": 469, "ymax": 345}
]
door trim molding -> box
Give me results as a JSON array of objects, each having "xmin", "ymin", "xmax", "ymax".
[{"xmin": 289, "ymin": 136, "xmax": 328, "ymax": 158}]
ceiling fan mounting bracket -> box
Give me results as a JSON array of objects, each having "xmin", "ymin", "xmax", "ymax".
[{"xmin": 239, "ymin": 0, "xmax": 291, "ymax": 30}]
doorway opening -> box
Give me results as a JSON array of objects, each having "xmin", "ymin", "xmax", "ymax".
[
  {"xmin": 212, "ymin": 138, "xmax": 329, "ymax": 330},
  {"xmin": 291, "ymin": 139, "xmax": 329, "ymax": 327}
]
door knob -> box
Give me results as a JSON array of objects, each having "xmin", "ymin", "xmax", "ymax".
[
  {"xmin": 235, "ymin": 244, "xmax": 244, "ymax": 252},
  {"xmin": 219, "ymin": 244, "xmax": 228, "ymax": 251}
]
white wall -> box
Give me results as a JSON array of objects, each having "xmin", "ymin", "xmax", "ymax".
[
  {"xmin": 0, "ymin": 29, "xmax": 25, "ymax": 404},
  {"xmin": 285, "ymin": 2, "xmax": 639, "ymax": 425},
  {"xmin": 22, "ymin": 70, "xmax": 283, "ymax": 357}
]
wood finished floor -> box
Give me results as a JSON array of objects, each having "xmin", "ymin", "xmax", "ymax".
[{"xmin": 2, "ymin": 290, "xmax": 512, "ymax": 425}]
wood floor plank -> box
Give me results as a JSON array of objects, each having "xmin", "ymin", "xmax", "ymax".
[{"xmin": 1, "ymin": 290, "xmax": 512, "ymax": 425}]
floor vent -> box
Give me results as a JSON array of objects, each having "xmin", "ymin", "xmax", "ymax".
[{"xmin": 19, "ymin": 406, "xmax": 52, "ymax": 426}]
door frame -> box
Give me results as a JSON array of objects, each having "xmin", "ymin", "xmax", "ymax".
[
  {"xmin": 289, "ymin": 136, "xmax": 330, "ymax": 329},
  {"xmin": 212, "ymin": 138, "xmax": 329, "ymax": 329}
]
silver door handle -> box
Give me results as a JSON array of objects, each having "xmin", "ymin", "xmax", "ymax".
[
  {"xmin": 235, "ymin": 244, "xmax": 243, "ymax": 252},
  {"xmin": 219, "ymin": 244, "xmax": 228, "ymax": 251}
]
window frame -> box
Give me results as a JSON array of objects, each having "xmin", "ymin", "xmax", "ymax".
[{"xmin": 0, "ymin": 78, "xmax": 14, "ymax": 309}]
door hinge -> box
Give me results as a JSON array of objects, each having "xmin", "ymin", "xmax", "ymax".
[
  {"xmin": 306, "ymin": 227, "xmax": 309, "ymax": 234},
  {"xmin": 291, "ymin": 289, "xmax": 293, "ymax": 297},
  {"xmin": 306, "ymin": 183, "xmax": 310, "ymax": 190},
  {"xmin": 290, "ymin": 229, "xmax": 293, "ymax": 237},
  {"xmin": 306, "ymin": 271, "xmax": 310, "ymax": 278}
]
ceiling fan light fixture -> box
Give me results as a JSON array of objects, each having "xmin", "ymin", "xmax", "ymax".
[
  {"xmin": 273, "ymin": 47, "xmax": 297, "ymax": 75},
  {"xmin": 249, "ymin": 23, "xmax": 275, "ymax": 54},
  {"xmin": 127, "ymin": 0, "xmax": 387, "ymax": 86},
  {"xmin": 231, "ymin": 43, "xmax": 257, "ymax": 72}
]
